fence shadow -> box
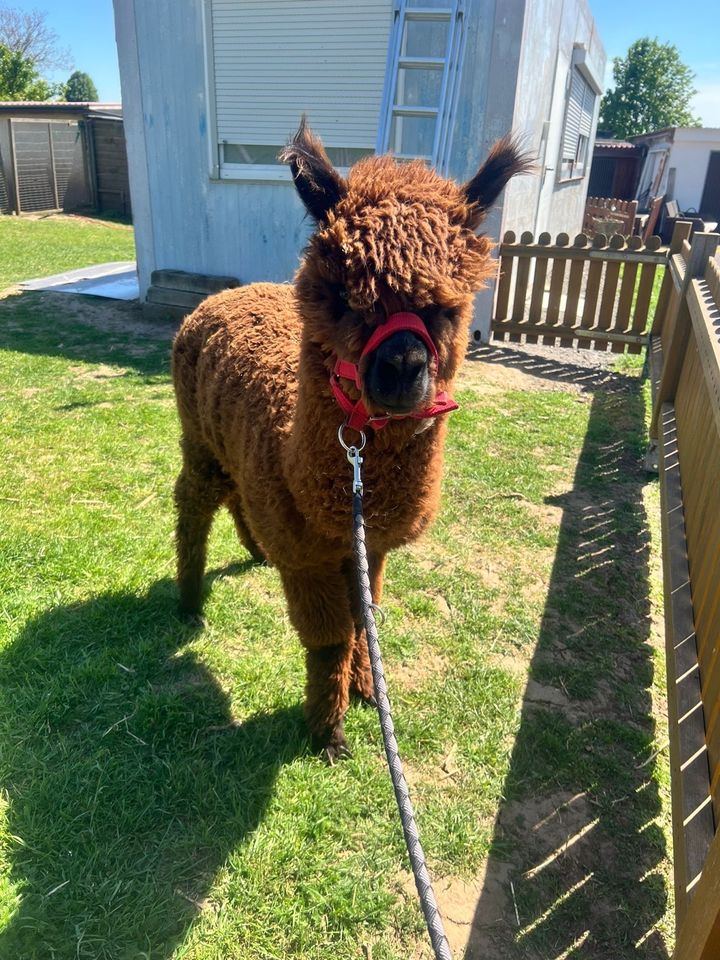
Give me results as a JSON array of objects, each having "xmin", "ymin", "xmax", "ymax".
[
  {"xmin": 0, "ymin": 570, "xmax": 307, "ymax": 959},
  {"xmin": 461, "ymin": 349, "xmax": 670, "ymax": 958},
  {"xmin": 467, "ymin": 342, "xmax": 636, "ymax": 395}
]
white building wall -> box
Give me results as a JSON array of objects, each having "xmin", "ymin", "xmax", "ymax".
[
  {"xmin": 114, "ymin": 0, "xmax": 315, "ymax": 298},
  {"xmin": 668, "ymin": 129, "xmax": 720, "ymax": 213},
  {"xmin": 114, "ymin": 0, "xmax": 604, "ymax": 331},
  {"xmin": 502, "ymin": 0, "xmax": 605, "ymax": 239}
]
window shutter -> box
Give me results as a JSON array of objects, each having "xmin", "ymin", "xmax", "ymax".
[
  {"xmin": 562, "ymin": 69, "xmax": 584, "ymax": 161},
  {"xmin": 579, "ymin": 78, "xmax": 594, "ymax": 138},
  {"xmin": 210, "ymin": 0, "xmax": 393, "ymax": 151}
]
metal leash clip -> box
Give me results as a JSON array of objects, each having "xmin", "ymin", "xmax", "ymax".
[{"xmin": 337, "ymin": 423, "xmax": 366, "ymax": 495}]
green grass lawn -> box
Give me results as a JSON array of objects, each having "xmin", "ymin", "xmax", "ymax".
[
  {"xmin": 0, "ymin": 286, "xmax": 672, "ymax": 959},
  {"xmin": 0, "ymin": 215, "xmax": 135, "ymax": 290}
]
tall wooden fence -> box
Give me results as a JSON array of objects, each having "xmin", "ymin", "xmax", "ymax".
[
  {"xmin": 649, "ymin": 225, "xmax": 720, "ymax": 960},
  {"xmin": 0, "ymin": 116, "xmax": 130, "ymax": 217},
  {"xmin": 491, "ymin": 228, "xmax": 672, "ymax": 353}
]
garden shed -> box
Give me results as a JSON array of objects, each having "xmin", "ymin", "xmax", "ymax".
[
  {"xmin": 631, "ymin": 126, "xmax": 720, "ymax": 220},
  {"xmin": 113, "ymin": 0, "xmax": 605, "ymax": 338}
]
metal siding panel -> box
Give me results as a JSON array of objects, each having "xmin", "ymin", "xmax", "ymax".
[{"xmin": 130, "ymin": 0, "xmax": 309, "ymax": 286}]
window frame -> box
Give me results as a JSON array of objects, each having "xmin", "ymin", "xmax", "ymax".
[
  {"xmin": 376, "ymin": 0, "xmax": 466, "ymax": 173},
  {"xmin": 202, "ymin": 0, "xmax": 395, "ymax": 183},
  {"xmin": 557, "ymin": 47, "xmax": 601, "ymax": 185}
]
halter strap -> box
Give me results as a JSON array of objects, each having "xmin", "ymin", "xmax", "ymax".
[{"xmin": 329, "ymin": 312, "xmax": 459, "ymax": 432}]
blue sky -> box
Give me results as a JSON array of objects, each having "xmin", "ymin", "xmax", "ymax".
[
  {"xmin": 588, "ymin": 0, "xmax": 720, "ymax": 126},
  {"xmin": 16, "ymin": 0, "xmax": 720, "ymax": 126}
]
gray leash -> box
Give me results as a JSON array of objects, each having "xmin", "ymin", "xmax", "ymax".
[{"xmin": 339, "ymin": 426, "xmax": 453, "ymax": 960}]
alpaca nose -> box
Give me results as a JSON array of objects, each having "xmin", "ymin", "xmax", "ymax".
[{"xmin": 364, "ymin": 331, "xmax": 430, "ymax": 414}]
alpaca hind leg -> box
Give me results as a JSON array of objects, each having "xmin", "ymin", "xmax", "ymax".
[
  {"xmin": 226, "ymin": 493, "xmax": 266, "ymax": 564},
  {"xmin": 175, "ymin": 440, "xmax": 233, "ymax": 616},
  {"xmin": 281, "ymin": 566, "xmax": 355, "ymax": 762},
  {"xmin": 345, "ymin": 553, "xmax": 386, "ymax": 704}
]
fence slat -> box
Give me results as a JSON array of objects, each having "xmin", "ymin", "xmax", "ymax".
[
  {"xmin": 595, "ymin": 235, "xmax": 625, "ymax": 351},
  {"xmin": 494, "ymin": 230, "xmax": 516, "ymax": 325},
  {"xmin": 610, "ymin": 237, "xmax": 641, "ymax": 354},
  {"xmin": 627, "ymin": 261, "xmax": 658, "ymax": 354},
  {"xmin": 525, "ymin": 232, "xmax": 551, "ymax": 345},
  {"xmin": 509, "ymin": 231, "xmax": 534, "ymax": 343},
  {"xmin": 559, "ymin": 234, "xmax": 587, "ymax": 347},
  {"xmin": 576, "ymin": 235, "xmax": 606, "ymax": 350},
  {"xmin": 541, "ymin": 232, "xmax": 568, "ymax": 346}
]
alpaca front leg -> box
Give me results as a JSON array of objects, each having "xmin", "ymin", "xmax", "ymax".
[
  {"xmin": 305, "ymin": 644, "xmax": 354, "ymax": 762},
  {"xmin": 280, "ymin": 566, "xmax": 355, "ymax": 763}
]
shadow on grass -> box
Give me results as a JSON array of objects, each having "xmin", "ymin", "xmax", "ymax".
[
  {"xmin": 0, "ymin": 567, "xmax": 307, "ymax": 959},
  {"xmin": 0, "ymin": 290, "xmax": 175, "ymax": 378},
  {"xmin": 462, "ymin": 351, "xmax": 670, "ymax": 959}
]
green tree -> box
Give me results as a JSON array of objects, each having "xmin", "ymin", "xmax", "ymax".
[
  {"xmin": 64, "ymin": 69, "xmax": 98, "ymax": 102},
  {"xmin": 0, "ymin": 42, "xmax": 53, "ymax": 100},
  {"xmin": 600, "ymin": 38, "xmax": 700, "ymax": 139}
]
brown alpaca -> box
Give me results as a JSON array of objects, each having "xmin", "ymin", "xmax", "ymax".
[{"xmin": 172, "ymin": 119, "xmax": 530, "ymax": 761}]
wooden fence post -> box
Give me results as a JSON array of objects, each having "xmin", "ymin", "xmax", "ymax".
[
  {"xmin": 652, "ymin": 220, "xmax": 693, "ymax": 336},
  {"xmin": 650, "ymin": 231, "xmax": 720, "ymax": 438}
]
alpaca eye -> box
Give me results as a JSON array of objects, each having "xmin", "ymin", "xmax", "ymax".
[{"xmin": 337, "ymin": 288, "xmax": 349, "ymax": 301}]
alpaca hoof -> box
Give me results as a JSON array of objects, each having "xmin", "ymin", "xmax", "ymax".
[
  {"xmin": 324, "ymin": 741, "xmax": 353, "ymax": 765},
  {"xmin": 180, "ymin": 609, "xmax": 207, "ymax": 629},
  {"xmin": 313, "ymin": 727, "xmax": 353, "ymax": 765},
  {"xmin": 360, "ymin": 693, "xmax": 377, "ymax": 709}
]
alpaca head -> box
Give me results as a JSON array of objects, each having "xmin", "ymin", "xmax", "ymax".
[{"xmin": 281, "ymin": 118, "xmax": 531, "ymax": 421}]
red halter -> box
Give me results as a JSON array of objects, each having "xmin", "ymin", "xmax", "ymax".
[{"xmin": 330, "ymin": 312, "xmax": 459, "ymax": 432}]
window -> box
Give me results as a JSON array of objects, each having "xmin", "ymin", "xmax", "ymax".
[
  {"xmin": 559, "ymin": 66, "xmax": 595, "ymax": 182},
  {"xmin": 378, "ymin": 0, "xmax": 465, "ymax": 171},
  {"xmin": 205, "ymin": 0, "xmax": 394, "ymax": 180}
]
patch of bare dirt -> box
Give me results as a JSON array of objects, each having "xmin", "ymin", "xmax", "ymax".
[
  {"xmin": 5, "ymin": 289, "xmax": 176, "ymax": 344},
  {"xmin": 522, "ymin": 499, "xmax": 564, "ymax": 528},
  {"xmin": 70, "ymin": 363, "xmax": 130, "ymax": 381},
  {"xmin": 393, "ymin": 651, "xmax": 449, "ymax": 692},
  {"xmin": 457, "ymin": 359, "xmax": 569, "ymax": 394}
]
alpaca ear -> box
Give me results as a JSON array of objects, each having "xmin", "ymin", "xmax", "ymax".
[
  {"xmin": 462, "ymin": 135, "xmax": 534, "ymax": 228},
  {"xmin": 280, "ymin": 116, "xmax": 348, "ymax": 223}
]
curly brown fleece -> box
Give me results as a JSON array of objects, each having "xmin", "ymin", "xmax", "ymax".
[{"xmin": 172, "ymin": 120, "xmax": 530, "ymax": 761}]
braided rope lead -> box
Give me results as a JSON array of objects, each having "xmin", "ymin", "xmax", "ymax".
[{"xmin": 352, "ymin": 487, "xmax": 453, "ymax": 960}]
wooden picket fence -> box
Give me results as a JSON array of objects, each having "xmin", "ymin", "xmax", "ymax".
[
  {"xmin": 583, "ymin": 195, "xmax": 638, "ymax": 236},
  {"xmin": 649, "ymin": 224, "xmax": 720, "ymax": 960},
  {"xmin": 491, "ymin": 227, "xmax": 672, "ymax": 353}
]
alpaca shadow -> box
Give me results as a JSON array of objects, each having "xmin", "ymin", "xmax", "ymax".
[
  {"xmin": 460, "ymin": 374, "xmax": 670, "ymax": 958},
  {"xmin": 0, "ymin": 568, "xmax": 306, "ymax": 959}
]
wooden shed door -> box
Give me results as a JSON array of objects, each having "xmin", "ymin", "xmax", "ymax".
[{"xmin": 700, "ymin": 151, "xmax": 720, "ymax": 219}]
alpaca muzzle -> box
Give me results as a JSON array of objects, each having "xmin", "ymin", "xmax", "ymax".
[{"xmin": 330, "ymin": 312, "xmax": 458, "ymax": 432}]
